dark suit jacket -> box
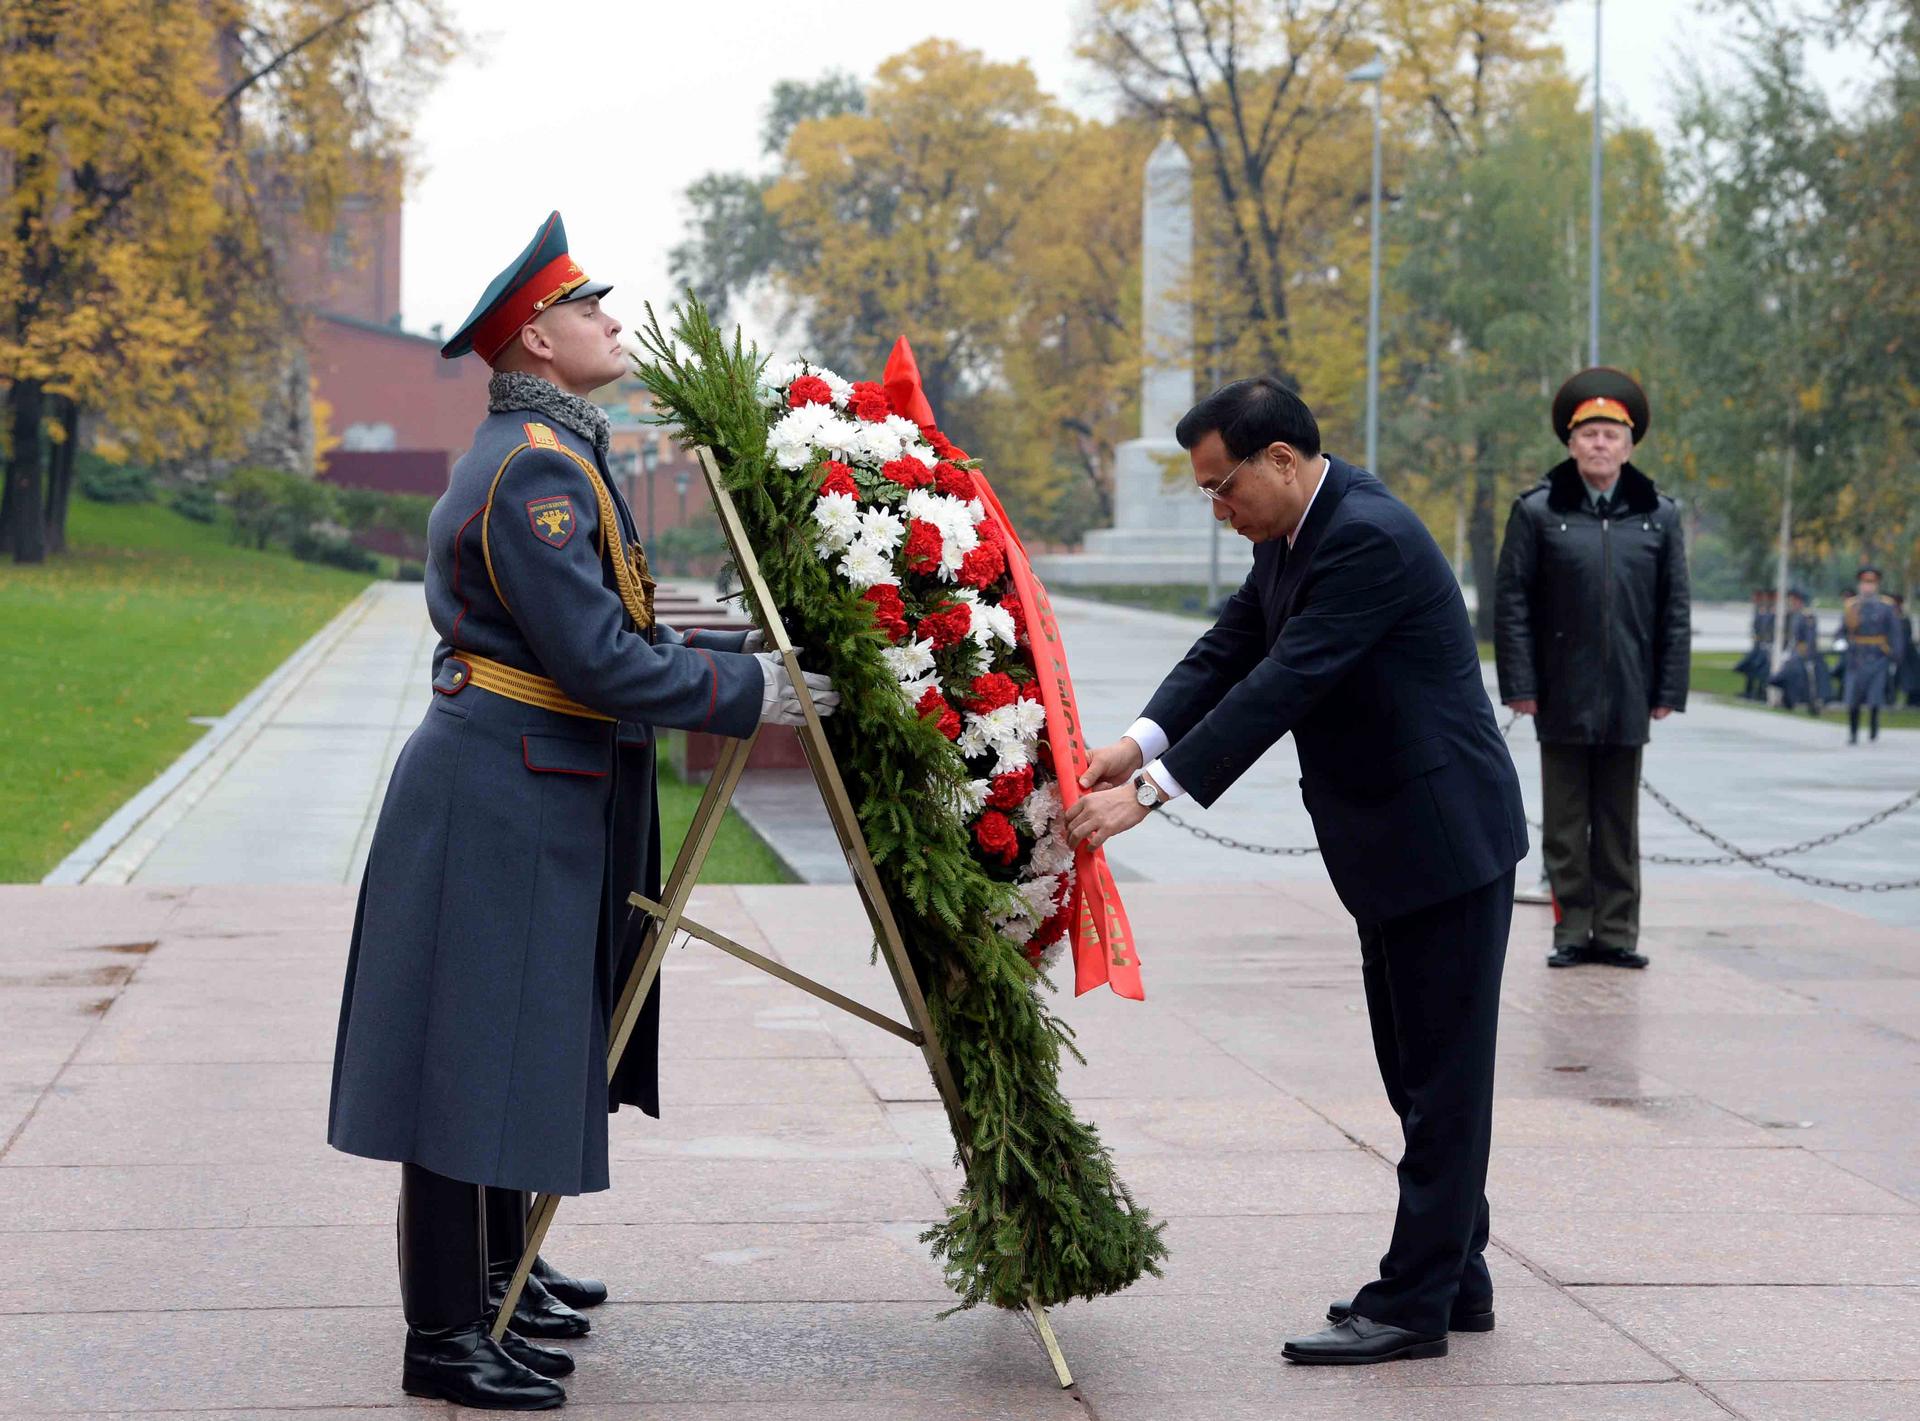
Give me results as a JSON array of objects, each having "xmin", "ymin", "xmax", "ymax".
[{"xmin": 1145, "ymin": 456, "xmax": 1526, "ymax": 924}]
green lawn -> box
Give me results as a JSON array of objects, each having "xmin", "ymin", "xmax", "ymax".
[
  {"xmin": 652, "ymin": 742, "xmax": 793, "ymax": 885},
  {"xmin": 0, "ymin": 500, "xmax": 375, "ymax": 881}
]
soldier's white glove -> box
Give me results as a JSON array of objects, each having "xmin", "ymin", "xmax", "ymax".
[
  {"xmin": 755, "ymin": 651, "xmax": 840, "ymax": 725},
  {"xmin": 742, "ymin": 629, "xmax": 767, "ymax": 653}
]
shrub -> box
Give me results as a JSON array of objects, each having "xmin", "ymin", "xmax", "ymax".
[
  {"xmin": 76, "ymin": 454, "xmax": 155, "ymax": 504},
  {"xmin": 289, "ymin": 528, "xmax": 379, "ymax": 573},
  {"xmin": 393, "ymin": 560, "xmax": 426, "ymax": 583},
  {"xmin": 224, "ymin": 467, "xmax": 336, "ymax": 550},
  {"xmin": 171, "ymin": 484, "xmax": 219, "ymax": 523}
]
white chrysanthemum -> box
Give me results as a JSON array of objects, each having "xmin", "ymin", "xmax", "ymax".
[
  {"xmin": 882, "ymin": 414, "xmax": 922, "ymax": 445},
  {"xmin": 946, "ymin": 777, "xmax": 990, "ymax": 818},
  {"xmin": 814, "ymin": 416, "xmax": 865, "ymax": 460},
  {"xmin": 968, "ymin": 498, "xmax": 988, "ymax": 525},
  {"xmin": 855, "ymin": 507, "xmax": 905, "ymax": 556},
  {"xmin": 764, "ymin": 358, "xmax": 805, "ymax": 390},
  {"xmin": 897, "ymin": 673, "xmax": 940, "ymax": 709},
  {"xmin": 770, "ymin": 403, "xmax": 839, "ymax": 470},
  {"xmin": 848, "ymin": 421, "xmax": 904, "ymax": 464},
  {"xmin": 996, "ymin": 915, "xmax": 1038, "ymax": 947},
  {"xmin": 837, "ymin": 541, "xmax": 895, "ymax": 589},
  {"xmin": 955, "ymin": 717, "xmax": 992, "ymax": 759},
  {"xmin": 971, "ymin": 602, "xmax": 1018, "ymax": 650},
  {"xmin": 879, "ymin": 637, "xmax": 936, "ymax": 683},
  {"xmin": 1023, "ymin": 782, "xmax": 1060, "ymax": 837},
  {"xmin": 1010, "ymin": 698, "xmax": 1048, "ymax": 740},
  {"xmin": 811, "ymin": 492, "xmax": 861, "ymax": 550},
  {"xmin": 1018, "ymin": 874, "xmax": 1062, "ymax": 920},
  {"xmin": 992, "ymin": 739, "xmax": 1032, "ymax": 775},
  {"xmin": 1030, "ymin": 829, "xmax": 1074, "ymax": 876},
  {"xmin": 904, "ymin": 442, "xmax": 937, "ymax": 468},
  {"xmin": 815, "ymin": 368, "xmax": 853, "ymax": 407}
]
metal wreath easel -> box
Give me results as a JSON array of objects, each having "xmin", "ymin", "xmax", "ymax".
[{"xmin": 490, "ymin": 446, "xmax": 1074, "ymax": 1388}]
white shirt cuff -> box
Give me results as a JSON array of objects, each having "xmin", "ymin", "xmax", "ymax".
[
  {"xmin": 1124, "ymin": 717, "xmax": 1169, "ymax": 764},
  {"xmin": 1144, "ymin": 757, "xmax": 1187, "ymax": 802}
]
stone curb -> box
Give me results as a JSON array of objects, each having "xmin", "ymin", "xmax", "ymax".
[{"xmin": 42, "ymin": 582, "xmax": 388, "ymax": 886}]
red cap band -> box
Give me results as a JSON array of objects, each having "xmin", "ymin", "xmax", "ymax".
[{"xmin": 474, "ymin": 253, "xmax": 589, "ymax": 364}]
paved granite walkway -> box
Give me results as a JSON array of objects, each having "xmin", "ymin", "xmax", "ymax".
[{"xmin": 3, "ymin": 879, "xmax": 1916, "ymax": 1418}]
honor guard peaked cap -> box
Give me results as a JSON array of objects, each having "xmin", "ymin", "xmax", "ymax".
[
  {"xmin": 1552, "ymin": 366, "xmax": 1649, "ymax": 445},
  {"xmin": 439, "ymin": 210, "xmax": 614, "ymax": 363}
]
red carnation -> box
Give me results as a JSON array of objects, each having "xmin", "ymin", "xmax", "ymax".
[
  {"xmin": 917, "ymin": 602, "xmax": 970, "ymax": 650},
  {"xmin": 1017, "ymin": 680, "xmax": 1043, "ymax": 703},
  {"xmin": 881, "ymin": 457, "xmax": 931, "ymax": 489},
  {"xmin": 904, "ymin": 519, "xmax": 943, "ymax": 576},
  {"xmin": 933, "ymin": 461, "xmax": 973, "ymax": 499},
  {"xmin": 849, "ymin": 382, "xmax": 892, "ymax": 423},
  {"xmin": 975, "ymin": 810, "xmax": 1020, "ymax": 863},
  {"xmin": 862, "ymin": 584, "xmax": 909, "ymax": 642},
  {"xmin": 926, "ymin": 426, "xmax": 963, "ymax": 460},
  {"xmin": 958, "ymin": 541, "xmax": 1006, "ymax": 589},
  {"xmin": 915, "ymin": 686, "xmax": 962, "ymax": 740},
  {"xmin": 987, "ymin": 766, "xmax": 1035, "ymax": 810},
  {"xmin": 1001, "ymin": 593, "xmax": 1029, "ymax": 645},
  {"xmin": 787, "ymin": 374, "xmax": 833, "ymax": 408},
  {"xmin": 1033, "ymin": 904, "xmax": 1071, "ymax": 948},
  {"xmin": 965, "ymin": 672, "xmax": 1018, "ymax": 714},
  {"xmin": 817, "ymin": 461, "xmax": 858, "ymax": 497},
  {"xmin": 976, "ymin": 516, "xmax": 1006, "ymax": 550}
]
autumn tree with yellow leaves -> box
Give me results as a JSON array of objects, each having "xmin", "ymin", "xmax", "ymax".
[{"xmin": 0, "ymin": 0, "xmax": 458, "ymax": 563}]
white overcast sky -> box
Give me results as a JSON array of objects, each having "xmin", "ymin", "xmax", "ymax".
[{"xmin": 399, "ymin": 0, "xmax": 1869, "ymax": 341}]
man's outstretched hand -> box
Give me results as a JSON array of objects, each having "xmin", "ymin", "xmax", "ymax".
[{"xmin": 1079, "ymin": 738, "xmax": 1144, "ymax": 792}]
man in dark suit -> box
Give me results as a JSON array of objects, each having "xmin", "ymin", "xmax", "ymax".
[{"xmin": 1066, "ymin": 377, "xmax": 1527, "ymax": 1365}]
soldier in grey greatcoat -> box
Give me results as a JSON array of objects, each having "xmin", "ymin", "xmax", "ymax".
[
  {"xmin": 326, "ymin": 212, "xmax": 838, "ymax": 1410},
  {"xmin": 1839, "ymin": 566, "xmax": 1902, "ymax": 743}
]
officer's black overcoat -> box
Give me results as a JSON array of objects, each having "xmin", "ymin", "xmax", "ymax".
[{"xmin": 327, "ymin": 407, "xmax": 761, "ymax": 1196}]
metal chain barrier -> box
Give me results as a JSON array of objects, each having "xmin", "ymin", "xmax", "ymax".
[{"xmin": 1150, "ymin": 709, "xmax": 1920, "ymax": 891}]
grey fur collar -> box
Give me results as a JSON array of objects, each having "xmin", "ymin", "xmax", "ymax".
[{"xmin": 488, "ymin": 371, "xmax": 610, "ymax": 461}]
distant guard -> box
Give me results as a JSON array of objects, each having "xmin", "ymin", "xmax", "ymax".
[{"xmin": 1839, "ymin": 566, "xmax": 1900, "ymax": 743}]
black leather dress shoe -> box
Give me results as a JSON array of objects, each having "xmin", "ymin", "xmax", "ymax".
[
  {"xmin": 533, "ymin": 1254, "xmax": 608, "ymax": 1309},
  {"xmin": 401, "ymin": 1323, "xmax": 566, "ymax": 1409},
  {"xmin": 1282, "ymin": 1315, "xmax": 1448, "ymax": 1365},
  {"xmin": 1592, "ymin": 944, "xmax": 1649, "ymax": 969},
  {"xmin": 499, "ymin": 1327, "xmax": 575, "ymax": 1378},
  {"xmin": 1326, "ymin": 1297, "xmax": 1494, "ymax": 1332},
  {"xmin": 488, "ymin": 1263, "xmax": 591, "ymax": 1339},
  {"xmin": 1546, "ymin": 942, "xmax": 1593, "ymax": 968}
]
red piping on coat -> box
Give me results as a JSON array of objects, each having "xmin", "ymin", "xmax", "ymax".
[
  {"xmin": 694, "ymin": 648, "xmax": 719, "ymax": 730},
  {"xmin": 448, "ymin": 505, "xmax": 487, "ymax": 644}
]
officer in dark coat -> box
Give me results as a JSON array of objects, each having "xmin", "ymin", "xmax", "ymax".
[
  {"xmin": 1771, "ymin": 588, "xmax": 1830, "ymax": 713},
  {"xmin": 326, "ymin": 212, "xmax": 837, "ymax": 1410},
  {"xmin": 1494, "ymin": 369, "xmax": 1690, "ymax": 970},
  {"xmin": 1840, "ymin": 566, "xmax": 1902, "ymax": 742}
]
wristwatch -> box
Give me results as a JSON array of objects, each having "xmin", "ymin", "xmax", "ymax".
[{"xmin": 1132, "ymin": 770, "xmax": 1165, "ymax": 812}]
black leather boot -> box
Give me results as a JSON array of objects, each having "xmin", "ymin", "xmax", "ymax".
[
  {"xmin": 499, "ymin": 1327, "xmax": 575, "ymax": 1378},
  {"xmin": 1327, "ymin": 1296, "xmax": 1495, "ymax": 1332},
  {"xmin": 398, "ymin": 1164, "xmax": 564, "ymax": 1408},
  {"xmin": 485, "ymin": 1185, "xmax": 591, "ymax": 1338},
  {"xmin": 489, "ymin": 1261, "xmax": 592, "ymax": 1339},
  {"xmin": 533, "ymin": 1254, "xmax": 608, "ymax": 1309},
  {"xmin": 402, "ymin": 1324, "xmax": 565, "ymax": 1409}
]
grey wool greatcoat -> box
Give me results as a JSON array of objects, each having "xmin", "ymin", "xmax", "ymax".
[{"xmin": 327, "ymin": 405, "xmax": 762, "ymax": 1197}]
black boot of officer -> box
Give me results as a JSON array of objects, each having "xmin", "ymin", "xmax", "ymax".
[
  {"xmin": 485, "ymin": 1186, "xmax": 593, "ymax": 1338},
  {"xmin": 399, "ymin": 1163, "xmax": 568, "ymax": 1409}
]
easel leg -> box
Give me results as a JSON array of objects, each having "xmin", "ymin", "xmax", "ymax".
[
  {"xmin": 489, "ymin": 1192, "xmax": 561, "ymax": 1342},
  {"xmin": 1026, "ymin": 1295, "xmax": 1074, "ymax": 1388}
]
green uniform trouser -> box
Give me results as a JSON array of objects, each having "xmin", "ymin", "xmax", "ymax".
[{"xmin": 1540, "ymin": 743, "xmax": 1643, "ymax": 952}]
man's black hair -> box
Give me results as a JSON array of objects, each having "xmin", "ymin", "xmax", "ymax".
[{"xmin": 1174, "ymin": 376, "xmax": 1321, "ymax": 460}]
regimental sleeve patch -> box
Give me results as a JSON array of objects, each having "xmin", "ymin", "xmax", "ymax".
[
  {"xmin": 523, "ymin": 422, "xmax": 561, "ymax": 450},
  {"xmin": 526, "ymin": 494, "xmax": 576, "ymax": 548}
]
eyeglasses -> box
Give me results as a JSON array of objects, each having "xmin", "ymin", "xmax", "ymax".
[{"xmin": 1198, "ymin": 450, "xmax": 1259, "ymax": 503}]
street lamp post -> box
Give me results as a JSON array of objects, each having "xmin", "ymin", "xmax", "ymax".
[
  {"xmin": 673, "ymin": 466, "xmax": 692, "ymax": 529},
  {"xmin": 1346, "ymin": 57, "xmax": 1387, "ymax": 476},
  {"xmin": 1590, "ymin": 0, "xmax": 1604, "ymax": 365},
  {"xmin": 641, "ymin": 441, "xmax": 660, "ymax": 548}
]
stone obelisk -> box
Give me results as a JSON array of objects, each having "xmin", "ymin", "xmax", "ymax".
[{"xmin": 1035, "ymin": 130, "xmax": 1253, "ymax": 586}]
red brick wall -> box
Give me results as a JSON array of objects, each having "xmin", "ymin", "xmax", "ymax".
[{"xmin": 310, "ymin": 316, "xmax": 491, "ymax": 469}]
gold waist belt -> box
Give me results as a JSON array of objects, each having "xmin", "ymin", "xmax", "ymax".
[
  {"xmin": 448, "ymin": 653, "xmax": 613, "ymax": 722},
  {"xmin": 1851, "ymin": 635, "xmax": 1891, "ymax": 651}
]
